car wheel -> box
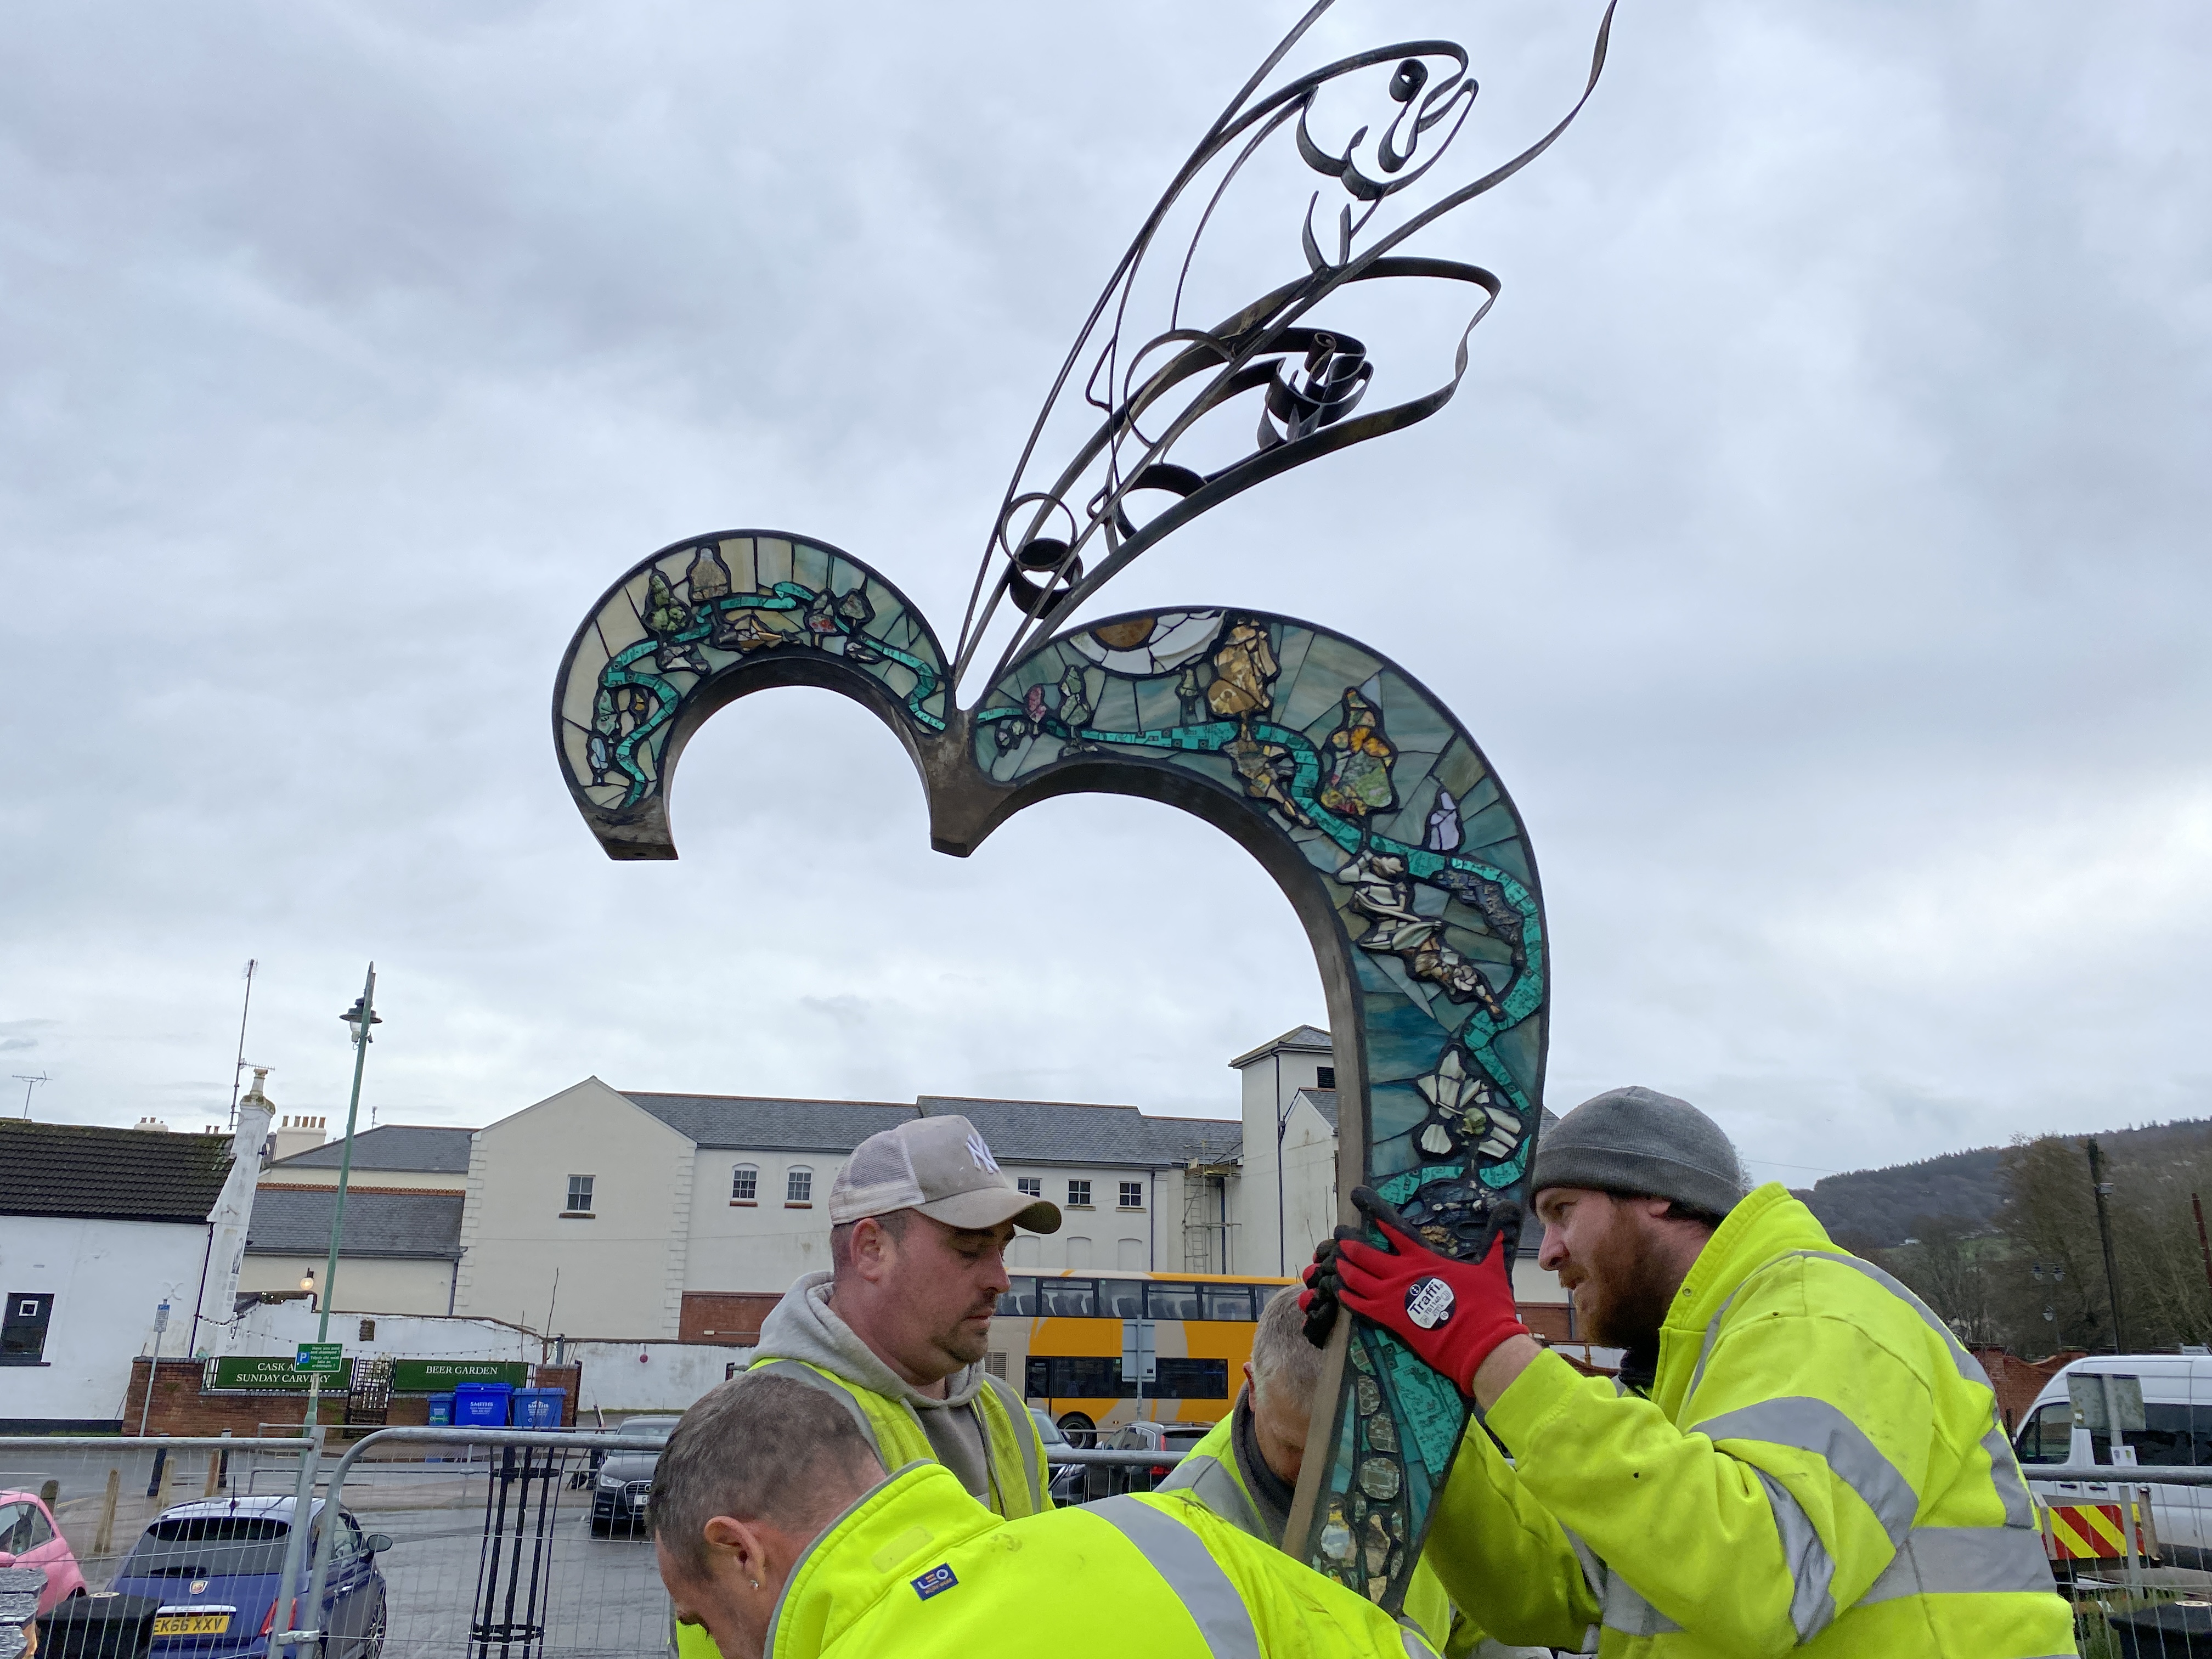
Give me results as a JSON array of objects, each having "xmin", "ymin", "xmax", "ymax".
[
  {"xmin": 590, "ymin": 1515, "xmax": 609, "ymax": 1537},
  {"xmin": 1056, "ymin": 1413, "xmax": 1095, "ymax": 1449},
  {"xmin": 356, "ymin": 1595, "xmax": 387, "ymax": 1659}
]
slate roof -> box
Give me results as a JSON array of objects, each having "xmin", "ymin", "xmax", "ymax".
[
  {"xmin": 245, "ymin": 1186, "xmax": 464, "ymax": 1260},
  {"xmin": 921, "ymin": 1097, "xmax": 1242, "ymax": 1169},
  {"xmin": 624, "ymin": 1093, "xmax": 916, "ymax": 1153},
  {"xmin": 1296, "ymin": 1088, "xmax": 1340, "ymax": 1132},
  {"xmin": 268, "ymin": 1125, "xmax": 474, "ymax": 1174},
  {"xmin": 616, "ymin": 1089, "xmax": 1243, "ymax": 1167},
  {"xmin": 1227, "ymin": 1025, "xmax": 1334, "ymax": 1069},
  {"xmin": 0, "ymin": 1121, "xmax": 236, "ymax": 1224}
]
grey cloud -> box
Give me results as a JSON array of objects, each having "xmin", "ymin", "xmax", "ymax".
[{"xmin": 0, "ymin": 1, "xmax": 2204, "ymax": 1180}]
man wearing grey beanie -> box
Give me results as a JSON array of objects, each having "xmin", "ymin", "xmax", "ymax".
[{"xmin": 1313, "ymin": 1084, "xmax": 2070, "ymax": 1658}]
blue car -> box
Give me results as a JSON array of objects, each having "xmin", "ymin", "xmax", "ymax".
[{"xmin": 108, "ymin": 1497, "xmax": 390, "ymax": 1658}]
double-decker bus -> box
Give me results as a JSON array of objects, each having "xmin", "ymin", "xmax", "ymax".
[{"xmin": 989, "ymin": 1269, "xmax": 1299, "ymax": 1443}]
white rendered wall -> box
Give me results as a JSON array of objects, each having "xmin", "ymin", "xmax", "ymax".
[
  {"xmin": 238, "ymin": 1254, "xmax": 456, "ymax": 1316},
  {"xmin": 1237, "ymin": 1042, "xmax": 1333, "ymax": 1277},
  {"xmin": 0, "ymin": 1214, "xmax": 211, "ymax": 1423},
  {"xmin": 682, "ymin": 1148, "xmax": 852, "ymax": 1295},
  {"xmin": 455, "ymin": 1078, "xmax": 693, "ymax": 1340}
]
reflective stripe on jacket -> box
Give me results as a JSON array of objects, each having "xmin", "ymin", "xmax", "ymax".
[
  {"xmin": 747, "ymin": 1356, "xmax": 1051, "ymax": 1517},
  {"xmin": 1437, "ymin": 1182, "xmax": 2074, "ymax": 1657},
  {"xmin": 765, "ymin": 1460, "xmax": 1437, "ymax": 1659},
  {"xmin": 1160, "ymin": 1398, "xmax": 1470, "ymax": 1654}
]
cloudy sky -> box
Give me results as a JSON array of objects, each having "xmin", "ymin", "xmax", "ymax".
[{"xmin": 2, "ymin": 0, "xmax": 2204, "ymax": 1190}]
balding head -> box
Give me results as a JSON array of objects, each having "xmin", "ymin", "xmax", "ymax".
[{"xmin": 1244, "ymin": 1289, "xmax": 1325, "ymax": 1487}]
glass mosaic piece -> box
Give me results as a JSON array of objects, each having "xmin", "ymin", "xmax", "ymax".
[{"xmin": 552, "ymin": 572, "xmax": 1548, "ymax": 1611}]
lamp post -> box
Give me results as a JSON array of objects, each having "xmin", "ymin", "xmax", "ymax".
[
  {"xmin": 2086, "ymin": 1137, "xmax": 2128, "ymax": 1354},
  {"xmin": 319, "ymin": 965, "xmax": 381, "ymax": 1345}
]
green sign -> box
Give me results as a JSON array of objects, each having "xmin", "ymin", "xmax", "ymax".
[
  {"xmin": 206, "ymin": 1355, "xmax": 354, "ymax": 1392},
  {"xmin": 295, "ymin": 1343, "xmax": 346, "ymax": 1376},
  {"xmin": 390, "ymin": 1359, "xmax": 530, "ymax": 1393}
]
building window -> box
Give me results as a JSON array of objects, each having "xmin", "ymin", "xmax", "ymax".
[
  {"xmin": 565, "ymin": 1175, "xmax": 594, "ymax": 1215},
  {"xmin": 1316, "ymin": 1065, "xmax": 1336, "ymax": 1089},
  {"xmin": 1118, "ymin": 1181, "xmax": 1144, "ymax": 1210},
  {"xmin": 1066, "ymin": 1180, "xmax": 1092, "ymax": 1209},
  {"xmin": 1017, "ymin": 1177, "xmax": 1042, "ymax": 1198},
  {"xmin": 787, "ymin": 1167, "xmax": 814, "ymax": 1204},
  {"xmin": 732, "ymin": 1165, "xmax": 758, "ymax": 1203},
  {"xmin": 1, "ymin": 1294, "xmax": 53, "ymax": 1364}
]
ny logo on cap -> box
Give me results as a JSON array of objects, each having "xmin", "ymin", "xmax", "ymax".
[{"xmin": 966, "ymin": 1131, "xmax": 1000, "ymax": 1174}]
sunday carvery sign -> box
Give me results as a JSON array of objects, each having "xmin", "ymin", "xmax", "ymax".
[{"xmin": 205, "ymin": 1355, "xmax": 355, "ymax": 1391}]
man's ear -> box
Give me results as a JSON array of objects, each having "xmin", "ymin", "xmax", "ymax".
[
  {"xmin": 849, "ymin": 1215, "xmax": 891, "ymax": 1282},
  {"xmin": 1242, "ymin": 1359, "xmax": 1255, "ymax": 1393},
  {"xmin": 702, "ymin": 1514, "xmax": 772, "ymax": 1585}
]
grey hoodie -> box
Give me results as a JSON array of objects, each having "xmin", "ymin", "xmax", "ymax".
[{"xmin": 751, "ymin": 1270, "xmax": 997, "ymax": 1499}]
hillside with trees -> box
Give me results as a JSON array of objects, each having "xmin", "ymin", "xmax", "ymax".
[{"xmin": 1791, "ymin": 1119, "xmax": 2212, "ymax": 1357}]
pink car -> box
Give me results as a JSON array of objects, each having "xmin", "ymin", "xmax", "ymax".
[{"xmin": 0, "ymin": 1491, "xmax": 87, "ymax": 1611}]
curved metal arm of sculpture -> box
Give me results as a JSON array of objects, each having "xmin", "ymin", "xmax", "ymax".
[
  {"xmin": 952, "ymin": 0, "xmax": 1618, "ymax": 693},
  {"xmin": 553, "ymin": 532, "xmax": 1548, "ymax": 1609}
]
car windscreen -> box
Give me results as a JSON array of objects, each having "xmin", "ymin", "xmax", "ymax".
[
  {"xmin": 121, "ymin": 1516, "xmax": 294, "ymax": 1578},
  {"xmin": 620, "ymin": 1419, "xmax": 680, "ymax": 1441}
]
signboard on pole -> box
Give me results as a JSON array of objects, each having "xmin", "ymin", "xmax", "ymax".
[
  {"xmin": 295, "ymin": 1343, "xmax": 346, "ymax": 1376},
  {"xmin": 390, "ymin": 1359, "xmax": 531, "ymax": 1393},
  {"xmin": 205, "ymin": 1355, "xmax": 355, "ymax": 1392}
]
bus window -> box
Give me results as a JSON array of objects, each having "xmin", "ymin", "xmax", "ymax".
[
  {"xmin": 1100, "ymin": 1280, "xmax": 1145, "ymax": 1318},
  {"xmin": 1147, "ymin": 1283, "xmax": 1201, "ymax": 1320},
  {"xmin": 1154, "ymin": 1357, "xmax": 1229, "ymax": 1400},
  {"xmin": 1253, "ymin": 1285, "xmax": 1282, "ymax": 1315},
  {"xmin": 997, "ymin": 1276, "xmax": 1037, "ymax": 1316},
  {"xmin": 1026, "ymin": 1357, "xmax": 1048, "ymax": 1398},
  {"xmin": 1039, "ymin": 1356, "xmax": 1133, "ymax": 1398},
  {"xmin": 1040, "ymin": 1279, "xmax": 1098, "ymax": 1317},
  {"xmin": 1202, "ymin": 1284, "xmax": 1255, "ymax": 1321}
]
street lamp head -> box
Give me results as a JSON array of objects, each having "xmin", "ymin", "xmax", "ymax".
[
  {"xmin": 300, "ymin": 1269, "xmax": 316, "ymax": 1293},
  {"xmin": 340, "ymin": 998, "xmax": 383, "ymax": 1045}
]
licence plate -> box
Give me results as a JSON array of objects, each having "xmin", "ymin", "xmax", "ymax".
[
  {"xmin": 631, "ymin": 1493, "xmax": 650, "ymax": 1506},
  {"xmin": 153, "ymin": 1614, "xmax": 233, "ymax": 1635}
]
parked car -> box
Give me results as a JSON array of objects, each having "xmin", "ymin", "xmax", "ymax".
[
  {"xmin": 1027, "ymin": 1409, "xmax": 1087, "ymax": 1505},
  {"xmin": 0, "ymin": 1489, "xmax": 87, "ymax": 1610},
  {"xmin": 106, "ymin": 1497, "xmax": 389, "ymax": 1658},
  {"xmin": 1094, "ymin": 1421, "xmax": 1211, "ymax": 1498},
  {"xmin": 2013, "ymin": 1352, "xmax": 2211, "ymax": 1576},
  {"xmin": 590, "ymin": 1415, "xmax": 682, "ymax": 1536}
]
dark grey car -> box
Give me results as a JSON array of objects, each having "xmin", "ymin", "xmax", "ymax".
[{"xmin": 588, "ymin": 1415, "xmax": 681, "ymax": 1536}]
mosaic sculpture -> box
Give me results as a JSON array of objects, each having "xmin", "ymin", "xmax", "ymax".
[{"xmin": 552, "ymin": 0, "xmax": 1616, "ymax": 1610}]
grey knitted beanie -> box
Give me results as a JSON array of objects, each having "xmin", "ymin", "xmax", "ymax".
[{"xmin": 1531, "ymin": 1086, "xmax": 1746, "ymax": 1218}]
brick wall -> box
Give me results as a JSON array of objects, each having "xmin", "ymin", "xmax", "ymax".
[
  {"xmin": 1972, "ymin": 1345, "xmax": 2086, "ymax": 1432},
  {"xmin": 125, "ymin": 1359, "xmax": 582, "ymax": 1435},
  {"xmin": 679, "ymin": 1293, "xmax": 781, "ymax": 1345},
  {"xmin": 124, "ymin": 1359, "xmax": 341, "ymax": 1437}
]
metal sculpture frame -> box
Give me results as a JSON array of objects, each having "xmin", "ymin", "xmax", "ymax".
[{"xmin": 551, "ymin": 0, "xmax": 1617, "ymax": 1611}]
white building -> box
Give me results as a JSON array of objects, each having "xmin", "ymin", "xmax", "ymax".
[
  {"xmin": 445, "ymin": 1025, "xmax": 1561, "ymax": 1345},
  {"xmin": 243, "ymin": 1124, "xmax": 474, "ymax": 1316},
  {"xmin": 0, "ymin": 1116, "xmax": 261, "ymax": 1430}
]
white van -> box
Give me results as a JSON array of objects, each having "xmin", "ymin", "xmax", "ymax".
[{"xmin": 2012, "ymin": 1351, "xmax": 2212, "ymax": 1568}]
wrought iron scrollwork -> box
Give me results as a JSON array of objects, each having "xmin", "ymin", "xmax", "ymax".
[{"xmin": 952, "ymin": 0, "xmax": 1620, "ymax": 693}]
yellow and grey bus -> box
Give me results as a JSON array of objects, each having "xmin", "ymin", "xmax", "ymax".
[{"xmin": 990, "ymin": 1269, "xmax": 1300, "ymax": 1443}]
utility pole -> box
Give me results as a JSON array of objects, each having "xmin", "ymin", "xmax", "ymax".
[{"xmin": 2086, "ymin": 1138, "xmax": 2128, "ymax": 1354}]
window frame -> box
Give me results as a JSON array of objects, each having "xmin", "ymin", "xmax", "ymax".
[
  {"xmin": 563, "ymin": 1175, "xmax": 595, "ymax": 1216},
  {"xmin": 731, "ymin": 1164, "xmax": 759, "ymax": 1204},
  {"xmin": 1117, "ymin": 1181, "xmax": 1144, "ymax": 1210},
  {"xmin": 1066, "ymin": 1179, "xmax": 1093, "ymax": 1209},
  {"xmin": 1, "ymin": 1293, "xmax": 53, "ymax": 1364},
  {"xmin": 1015, "ymin": 1176, "xmax": 1042, "ymax": 1198},
  {"xmin": 786, "ymin": 1166, "xmax": 815, "ymax": 1205}
]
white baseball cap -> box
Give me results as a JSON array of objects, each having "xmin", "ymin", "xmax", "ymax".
[{"xmin": 828, "ymin": 1114, "xmax": 1062, "ymax": 1234}]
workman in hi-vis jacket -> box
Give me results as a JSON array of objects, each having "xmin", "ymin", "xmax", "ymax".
[
  {"xmin": 1304, "ymin": 1086, "xmax": 2076, "ymax": 1657},
  {"xmin": 653, "ymin": 1371, "xmax": 1438, "ymax": 1659},
  {"xmin": 746, "ymin": 1113, "xmax": 1059, "ymax": 1518},
  {"xmin": 1159, "ymin": 1290, "xmax": 1547, "ymax": 1659}
]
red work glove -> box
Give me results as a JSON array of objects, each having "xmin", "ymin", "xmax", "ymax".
[{"xmin": 1327, "ymin": 1187, "xmax": 1528, "ymax": 1393}]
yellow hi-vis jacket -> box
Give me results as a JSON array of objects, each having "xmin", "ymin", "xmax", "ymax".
[
  {"xmin": 1160, "ymin": 1395, "xmax": 1482, "ymax": 1656},
  {"xmin": 1427, "ymin": 1182, "xmax": 2075, "ymax": 1657},
  {"xmin": 761, "ymin": 1460, "xmax": 1437, "ymax": 1659},
  {"xmin": 747, "ymin": 1356, "xmax": 1052, "ymax": 1518}
]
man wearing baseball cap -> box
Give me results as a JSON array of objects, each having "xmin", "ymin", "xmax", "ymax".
[
  {"xmin": 1306, "ymin": 1086, "xmax": 2072, "ymax": 1657},
  {"xmin": 747, "ymin": 1113, "xmax": 1062, "ymax": 1519}
]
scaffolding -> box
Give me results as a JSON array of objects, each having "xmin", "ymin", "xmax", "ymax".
[{"xmin": 1181, "ymin": 1158, "xmax": 1240, "ymax": 1274}]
